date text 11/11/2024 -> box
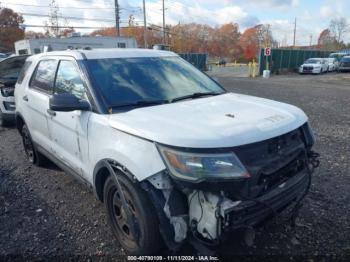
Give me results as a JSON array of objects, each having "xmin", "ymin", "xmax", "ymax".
[{"xmin": 127, "ymin": 256, "xmax": 220, "ymax": 261}]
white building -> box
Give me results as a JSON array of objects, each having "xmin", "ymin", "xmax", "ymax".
[{"xmin": 15, "ymin": 36, "xmax": 137, "ymax": 55}]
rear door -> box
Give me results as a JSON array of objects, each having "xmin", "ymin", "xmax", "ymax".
[
  {"xmin": 47, "ymin": 58, "xmax": 91, "ymax": 176},
  {"xmin": 24, "ymin": 59, "xmax": 58, "ymax": 152}
]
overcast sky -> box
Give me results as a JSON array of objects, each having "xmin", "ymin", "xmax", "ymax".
[{"xmin": 2, "ymin": 0, "xmax": 350, "ymax": 45}]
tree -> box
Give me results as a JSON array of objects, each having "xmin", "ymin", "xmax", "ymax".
[
  {"xmin": 318, "ymin": 29, "xmax": 336, "ymax": 51},
  {"xmin": 239, "ymin": 24, "xmax": 276, "ymax": 62},
  {"xmin": 239, "ymin": 27, "xmax": 259, "ymax": 61},
  {"xmin": 60, "ymin": 27, "xmax": 76, "ymax": 37},
  {"xmin": 90, "ymin": 26, "xmax": 162, "ymax": 48},
  {"xmin": 209, "ymin": 23, "xmax": 241, "ymax": 60},
  {"xmin": 329, "ymin": 18, "xmax": 348, "ymax": 43},
  {"xmin": 0, "ymin": 7, "xmax": 24, "ymax": 52},
  {"xmin": 90, "ymin": 27, "xmax": 116, "ymax": 37},
  {"xmin": 169, "ymin": 23, "xmax": 241, "ymax": 60}
]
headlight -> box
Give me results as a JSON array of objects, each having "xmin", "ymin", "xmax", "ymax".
[
  {"xmin": 158, "ymin": 145, "xmax": 250, "ymax": 182},
  {"xmin": 0, "ymin": 86, "xmax": 15, "ymax": 97}
]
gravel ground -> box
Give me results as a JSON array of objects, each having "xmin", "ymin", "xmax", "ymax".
[{"xmin": 1, "ymin": 72, "xmax": 350, "ymax": 260}]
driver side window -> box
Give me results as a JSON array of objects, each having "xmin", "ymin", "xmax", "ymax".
[{"xmin": 54, "ymin": 60, "xmax": 87, "ymax": 100}]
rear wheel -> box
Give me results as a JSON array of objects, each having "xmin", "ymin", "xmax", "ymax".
[
  {"xmin": 104, "ymin": 174, "xmax": 161, "ymax": 255},
  {"xmin": 21, "ymin": 124, "xmax": 47, "ymax": 166}
]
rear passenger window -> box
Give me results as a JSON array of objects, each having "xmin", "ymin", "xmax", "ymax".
[
  {"xmin": 30, "ymin": 60, "xmax": 58, "ymax": 93},
  {"xmin": 54, "ymin": 60, "xmax": 86, "ymax": 100}
]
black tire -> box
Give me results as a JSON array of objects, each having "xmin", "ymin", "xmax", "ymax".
[
  {"xmin": 104, "ymin": 174, "xmax": 161, "ymax": 255},
  {"xmin": 21, "ymin": 124, "xmax": 47, "ymax": 166},
  {"xmin": 0, "ymin": 110, "xmax": 10, "ymax": 127}
]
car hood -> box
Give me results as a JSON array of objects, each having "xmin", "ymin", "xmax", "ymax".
[{"xmin": 108, "ymin": 93, "xmax": 308, "ymax": 148}]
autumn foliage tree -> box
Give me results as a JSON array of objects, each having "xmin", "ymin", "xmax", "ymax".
[
  {"xmin": 89, "ymin": 23, "xmax": 276, "ymax": 62},
  {"xmin": 318, "ymin": 29, "xmax": 335, "ymax": 51},
  {"xmin": 239, "ymin": 27, "xmax": 259, "ymax": 61},
  {"xmin": 90, "ymin": 23, "xmax": 243, "ymax": 60},
  {"xmin": 0, "ymin": 8, "xmax": 24, "ymax": 52}
]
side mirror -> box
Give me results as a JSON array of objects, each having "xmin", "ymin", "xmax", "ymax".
[{"xmin": 49, "ymin": 93, "xmax": 90, "ymax": 112}]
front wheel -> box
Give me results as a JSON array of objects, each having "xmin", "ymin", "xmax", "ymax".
[{"xmin": 104, "ymin": 174, "xmax": 162, "ymax": 255}]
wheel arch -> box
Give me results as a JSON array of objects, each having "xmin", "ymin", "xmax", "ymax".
[{"xmin": 93, "ymin": 158, "xmax": 137, "ymax": 202}]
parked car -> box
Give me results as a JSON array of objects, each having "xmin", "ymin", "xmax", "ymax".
[
  {"xmin": 15, "ymin": 49, "xmax": 319, "ymax": 255},
  {"xmin": 299, "ymin": 58, "xmax": 328, "ymax": 74},
  {"xmin": 326, "ymin": 57, "xmax": 339, "ymax": 72},
  {"xmin": 0, "ymin": 55, "xmax": 29, "ymax": 126},
  {"xmin": 338, "ymin": 56, "xmax": 350, "ymax": 72},
  {"xmin": 216, "ymin": 58, "xmax": 226, "ymax": 66}
]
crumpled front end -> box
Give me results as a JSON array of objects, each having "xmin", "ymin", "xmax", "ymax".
[{"xmin": 141, "ymin": 123, "xmax": 319, "ymax": 249}]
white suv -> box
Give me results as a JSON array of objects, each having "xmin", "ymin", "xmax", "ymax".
[{"xmin": 15, "ymin": 49, "xmax": 319, "ymax": 254}]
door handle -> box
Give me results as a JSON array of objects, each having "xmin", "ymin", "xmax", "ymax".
[
  {"xmin": 23, "ymin": 95, "xmax": 28, "ymax": 102},
  {"xmin": 47, "ymin": 109, "xmax": 56, "ymax": 117}
]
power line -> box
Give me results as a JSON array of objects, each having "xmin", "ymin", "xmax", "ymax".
[
  {"xmin": 19, "ymin": 12, "xmax": 115, "ymax": 22},
  {"xmin": 0, "ymin": 2, "xmax": 114, "ymax": 10},
  {"xmin": 0, "ymin": 2, "xmax": 141, "ymax": 11},
  {"xmin": 17, "ymin": 12, "xmax": 142, "ymax": 24},
  {"xmin": 3, "ymin": 24, "xmax": 144, "ymax": 29}
]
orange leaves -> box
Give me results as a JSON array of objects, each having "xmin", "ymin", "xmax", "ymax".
[
  {"xmin": 0, "ymin": 8, "xmax": 24, "ymax": 51},
  {"xmin": 88, "ymin": 23, "xmax": 271, "ymax": 62},
  {"xmin": 239, "ymin": 27, "xmax": 259, "ymax": 61}
]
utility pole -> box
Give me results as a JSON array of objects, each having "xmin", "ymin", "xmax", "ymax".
[
  {"xmin": 309, "ymin": 34, "xmax": 313, "ymax": 47},
  {"xmin": 293, "ymin": 17, "xmax": 297, "ymax": 48},
  {"xmin": 143, "ymin": 0, "xmax": 147, "ymax": 48},
  {"xmin": 162, "ymin": 0, "xmax": 166, "ymax": 45},
  {"xmin": 114, "ymin": 0, "xmax": 120, "ymax": 36}
]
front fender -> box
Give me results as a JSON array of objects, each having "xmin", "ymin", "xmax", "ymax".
[{"xmin": 88, "ymin": 116, "xmax": 166, "ymax": 183}]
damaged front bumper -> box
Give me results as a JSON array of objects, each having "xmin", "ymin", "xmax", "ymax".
[
  {"xmin": 142, "ymin": 165, "xmax": 313, "ymax": 250},
  {"xmin": 222, "ymin": 170, "xmax": 310, "ymax": 231},
  {"xmin": 142, "ymin": 123, "xmax": 318, "ymax": 250}
]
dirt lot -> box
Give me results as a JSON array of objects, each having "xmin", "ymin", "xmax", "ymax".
[{"xmin": 1, "ymin": 72, "xmax": 350, "ymax": 259}]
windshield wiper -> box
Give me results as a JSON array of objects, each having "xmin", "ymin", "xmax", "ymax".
[
  {"xmin": 171, "ymin": 92, "xmax": 223, "ymax": 103},
  {"xmin": 111, "ymin": 99, "xmax": 169, "ymax": 109}
]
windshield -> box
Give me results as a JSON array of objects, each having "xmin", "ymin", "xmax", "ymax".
[
  {"xmin": 305, "ymin": 59, "xmax": 321, "ymax": 64},
  {"xmin": 85, "ymin": 56, "xmax": 225, "ymax": 108}
]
